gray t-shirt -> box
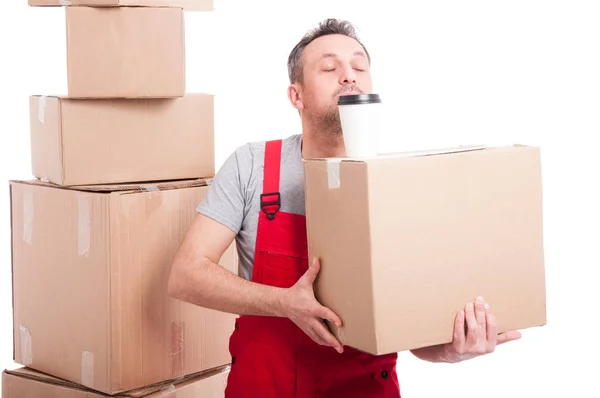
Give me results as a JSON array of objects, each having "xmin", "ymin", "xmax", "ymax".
[{"xmin": 196, "ymin": 134, "xmax": 305, "ymax": 280}]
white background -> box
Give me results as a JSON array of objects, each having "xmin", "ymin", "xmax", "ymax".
[{"xmin": 1, "ymin": 1, "xmax": 599, "ymax": 396}]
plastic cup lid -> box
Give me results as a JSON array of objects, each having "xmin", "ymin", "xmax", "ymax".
[{"xmin": 337, "ymin": 93, "xmax": 381, "ymax": 105}]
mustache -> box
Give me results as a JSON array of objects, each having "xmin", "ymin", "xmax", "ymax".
[{"xmin": 333, "ymin": 85, "xmax": 364, "ymax": 97}]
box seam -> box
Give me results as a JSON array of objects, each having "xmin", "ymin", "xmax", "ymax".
[
  {"xmin": 107, "ymin": 195, "xmax": 113, "ymax": 392},
  {"xmin": 365, "ymin": 163, "xmax": 379, "ymax": 354},
  {"xmin": 58, "ymin": 99, "xmax": 66, "ymax": 184},
  {"xmin": 8, "ymin": 182, "xmax": 17, "ymax": 362}
]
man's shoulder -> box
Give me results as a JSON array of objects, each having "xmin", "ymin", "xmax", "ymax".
[{"xmin": 232, "ymin": 134, "xmax": 301, "ymax": 165}]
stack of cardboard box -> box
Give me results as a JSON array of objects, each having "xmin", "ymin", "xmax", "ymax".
[{"xmin": 3, "ymin": 1, "xmax": 234, "ymax": 397}]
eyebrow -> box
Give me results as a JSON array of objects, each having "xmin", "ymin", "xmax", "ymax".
[{"xmin": 319, "ymin": 51, "xmax": 367, "ymax": 60}]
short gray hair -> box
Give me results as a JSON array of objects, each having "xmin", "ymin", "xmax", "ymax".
[{"xmin": 287, "ymin": 18, "xmax": 371, "ymax": 84}]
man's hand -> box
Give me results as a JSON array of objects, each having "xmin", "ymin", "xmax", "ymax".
[
  {"xmin": 411, "ymin": 296, "xmax": 522, "ymax": 363},
  {"xmin": 444, "ymin": 296, "xmax": 522, "ymax": 362},
  {"xmin": 279, "ymin": 257, "xmax": 344, "ymax": 354}
]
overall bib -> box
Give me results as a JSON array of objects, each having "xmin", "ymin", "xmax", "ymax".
[{"xmin": 225, "ymin": 139, "xmax": 401, "ymax": 397}]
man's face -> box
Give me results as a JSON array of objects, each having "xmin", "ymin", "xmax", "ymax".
[{"xmin": 292, "ymin": 34, "xmax": 373, "ymax": 131}]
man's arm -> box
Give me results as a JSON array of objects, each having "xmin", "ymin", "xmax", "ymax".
[
  {"xmin": 167, "ymin": 213, "xmax": 345, "ymax": 353},
  {"xmin": 167, "ymin": 212, "xmax": 287, "ymax": 317}
]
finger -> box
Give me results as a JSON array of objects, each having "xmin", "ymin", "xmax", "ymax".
[
  {"xmin": 486, "ymin": 308, "xmax": 498, "ymax": 346},
  {"xmin": 307, "ymin": 328, "xmax": 329, "ymax": 347},
  {"xmin": 475, "ymin": 296, "xmax": 487, "ymax": 335},
  {"xmin": 312, "ymin": 319, "xmax": 344, "ymax": 353},
  {"xmin": 465, "ymin": 302, "xmax": 478, "ymax": 345},
  {"xmin": 302, "ymin": 258, "xmax": 321, "ymax": 285},
  {"xmin": 452, "ymin": 310, "xmax": 466, "ymax": 350},
  {"xmin": 317, "ymin": 305, "xmax": 342, "ymax": 328},
  {"xmin": 497, "ymin": 330, "xmax": 522, "ymax": 345}
]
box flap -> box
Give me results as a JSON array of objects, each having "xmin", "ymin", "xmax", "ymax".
[
  {"xmin": 31, "ymin": 94, "xmax": 69, "ymax": 100},
  {"xmin": 28, "ymin": 0, "xmax": 213, "ymax": 11},
  {"xmin": 303, "ymin": 144, "xmax": 518, "ymax": 163},
  {"xmin": 32, "ymin": 93, "xmax": 214, "ymax": 101},
  {"xmin": 375, "ymin": 144, "xmax": 488, "ymax": 158},
  {"xmin": 3, "ymin": 365, "xmax": 229, "ymax": 397},
  {"xmin": 9, "ymin": 178, "xmax": 210, "ymax": 194}
]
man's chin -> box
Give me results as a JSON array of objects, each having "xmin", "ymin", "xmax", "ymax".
[{"xmin": 318, "ymin": 118, "xmax": 343, "ymax": 137}]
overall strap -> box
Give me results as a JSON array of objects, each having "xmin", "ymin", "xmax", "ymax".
[{"xmin": 260, "ymin": 139, "xmax": 282, "ymax": 220}]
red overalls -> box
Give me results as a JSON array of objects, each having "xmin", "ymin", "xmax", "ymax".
[{"xmin": 224, "ymin": 139, "xmax": 401, "ymax": 398}]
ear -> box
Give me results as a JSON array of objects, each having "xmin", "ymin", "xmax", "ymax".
[{"xmin": 287, "ymin": 83, "xmax": 304, "ymax": 110}]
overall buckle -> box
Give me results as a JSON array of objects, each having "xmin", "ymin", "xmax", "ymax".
[{"xmin": 260, "ymin": 192, "xmax": 281, "ymax": 220}]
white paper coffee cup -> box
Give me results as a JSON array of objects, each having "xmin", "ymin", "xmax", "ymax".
[{"xmin": 338, "ymin": 93, "xmax": 382, "ymax": 158}]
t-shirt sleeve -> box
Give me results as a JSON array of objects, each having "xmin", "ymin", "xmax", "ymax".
[{"xmin": 196, "ymin": 148, "xmax": 247, "ymax": 234}]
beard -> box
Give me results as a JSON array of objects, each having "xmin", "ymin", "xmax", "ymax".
[
  {"xmin": 304, "ymin": 84, "xmax": 364, "ymax": 141},
  {"xmin": 312, "ymin": 106, "xmax": 343, "ymax": 137}
]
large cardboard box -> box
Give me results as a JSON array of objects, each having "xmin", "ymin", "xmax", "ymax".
[
  {"xmin": 2, "ymin": 365, "xmax": 229, "ymax": 398},
  {"xmin": 59, "ymin": 7, "xmax": 185, "ymax": 98},
  {"xmin": 10, "ymin": 179, "xmax": 237, "ymax": 394},
  {"xmin": 303, "ymin": 145, "xmax": 547, "ymax": 355},
  {"xmin": 29, "ymin": 94, "xmax": 215, "ymax": 186},
  {"xmin": 28, "ymin": 0, "xmax": 213, "ymax": 11}
]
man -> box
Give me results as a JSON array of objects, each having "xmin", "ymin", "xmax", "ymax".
[{"xmin": 167, "ymin": 18, "xmax": 522, "ymax": 397}]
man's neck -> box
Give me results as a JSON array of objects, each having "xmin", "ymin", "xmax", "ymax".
[{"xmin": 300, "ymin": 124, "xmax": 346, "ymax": 159}]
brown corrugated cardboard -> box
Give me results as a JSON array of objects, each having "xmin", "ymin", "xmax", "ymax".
[
  {"xmin": 28, "ymin": 0, "xmax": 213, "ymax": 11},
  {"xmin": 2, "ymin": 365, "xmax": 229, "ymax": 397},
  {"xmin": 29, "ymin": 94, "xmax": 215, "ymax": 186},
  {"xmin": 63, "ymin": 7, "xmax": 185, "ymax": 98},
  {"xmin": 9, "ymin": 179, "xmax": 237, "ymax": 394},
  {"xmin": 303, "ymin": 145, "xmax": 547, "ymax": 355}
]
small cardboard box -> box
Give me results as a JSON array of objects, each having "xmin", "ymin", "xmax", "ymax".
[
  {"xmin": 30, "ymin": 94, "xmax": 215, "ymax": 186},
  {"xmin": 10, "ymin": 178, "xmax": 237, "ymax": 394},
  {"xmin": 2, "ymin": 365, "xmax": 229, "ymax": 397},
  {"xmin": 303, "ymin": 145, "xmax": 547, "ymax": 355},
  {"xmin": 57, "ymin": 6, "xmax": 185, "ymax": 98},
  {"xmin": 28, "ymin": 0, "xmax": 213, "ymax": 11}
]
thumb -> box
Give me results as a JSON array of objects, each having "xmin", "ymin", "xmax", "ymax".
[{"xmin": 302, "ymin": 257, "xmax": 321, "ymax": 285}]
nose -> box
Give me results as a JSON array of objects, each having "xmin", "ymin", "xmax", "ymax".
[{"xmin": 339, "ymin": 64, "xmax": 357, "ymax": 85}]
